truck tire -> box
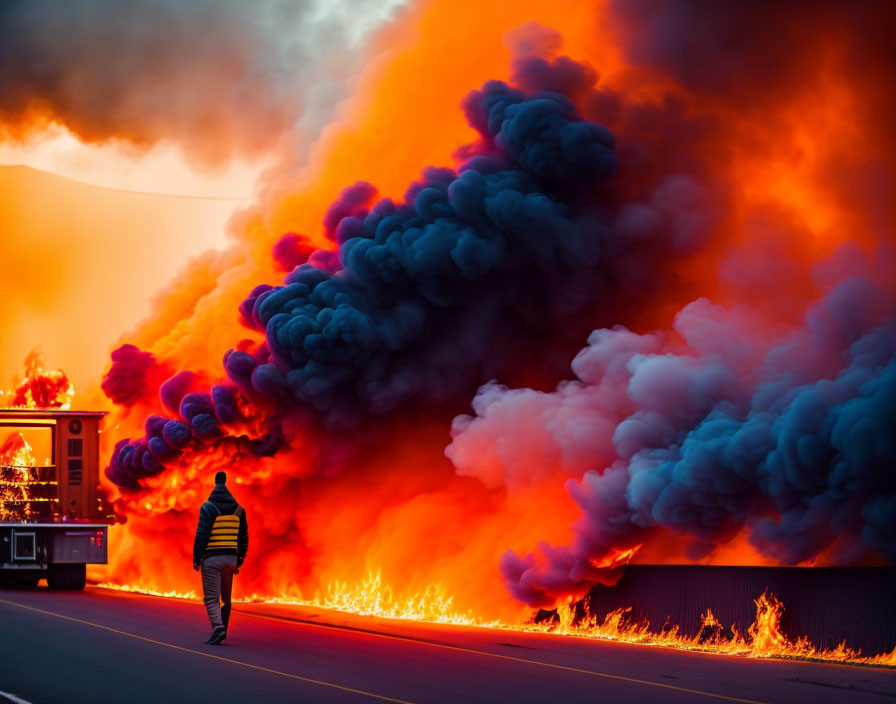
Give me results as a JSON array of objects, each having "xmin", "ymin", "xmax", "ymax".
[{"xmin": 47, "ymin": 564, "xmax": 86, "ymax": 590}]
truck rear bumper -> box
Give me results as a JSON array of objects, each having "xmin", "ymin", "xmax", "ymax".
[{"xmin": 1, "ymin": 524, "xmax": 108, "ymax": 567}]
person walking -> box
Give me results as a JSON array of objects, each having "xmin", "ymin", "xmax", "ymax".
[{"xmin": 193, "ymin": 471, "xmax": 248, "ymax": 645}]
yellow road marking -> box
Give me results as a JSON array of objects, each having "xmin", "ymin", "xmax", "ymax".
[
  {"xmin": 0, "ymin": 597, "xmax": 416, "ymax": 704},
  {"xmin": 235, "ymin": 609, "xmax": 771, "ymax": 704}
]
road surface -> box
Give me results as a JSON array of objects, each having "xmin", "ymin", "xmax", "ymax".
[{"xmin": 0, "ymin": 586, "xmax": 894, "ymax": 703}]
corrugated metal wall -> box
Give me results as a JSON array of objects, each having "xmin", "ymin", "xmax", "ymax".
[{"xmin": 582, "ymin": 565, "xmax": 896, "ymax": 656}]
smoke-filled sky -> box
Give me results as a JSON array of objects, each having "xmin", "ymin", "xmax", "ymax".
[
  {"xmin": 0, "ymin": 0, "xmax": 404, "ymax": 175},
  {"xmin": 2, "ymin": 0, "xmax": 894, "ymax": 620},
  {"xmin": 0, "ymin": 0, "xmax": 403, "ymax": 394}
]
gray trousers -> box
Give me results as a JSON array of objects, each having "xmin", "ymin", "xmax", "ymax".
[{"xmin": 201, "ymin": 554, "xmax": 237, "ymax": 630}]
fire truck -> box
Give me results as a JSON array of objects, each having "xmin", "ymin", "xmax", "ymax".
[{"xmin": 0, "ymin": 409, "xmax": 112, "ymax": 590}]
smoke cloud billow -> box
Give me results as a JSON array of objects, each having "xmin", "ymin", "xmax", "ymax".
[
  {"xmin": 439, "ymin": 0, "xmax": 896, "ymax": 608},
  {"xmin": 0, "ymin": 0, "xmax": 400, "ymax": 163},
  {"xmin": 609, "ymin": 0, "xmax": 895, "ymax": 108},
  {"xmin": 101, "ymin": 345, "xmax": 175, "ymax": 408},
  {"xmin": 105, "ymin": 68, "xmax": 721, "ymax": 486},
  {"xmin": 233, "ymin": 86, "xmax": 618, "ymax": 421},
  {"xmin": 453, "ymin": 251, "xmax": 896, "ymax": 606}
]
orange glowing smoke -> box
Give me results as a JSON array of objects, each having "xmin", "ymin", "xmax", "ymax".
[
  {"xmin": 97, "ymin": 422, "xmax": 581, "ymax": 623},
  {"xmin": 2, "ymin": 350, "xmax": 74, "ymax": 409}
]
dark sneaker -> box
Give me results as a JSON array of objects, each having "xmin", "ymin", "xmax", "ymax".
[{"xmin": 204, "ymin": 627, "xmax": 226, "ymax": 645}]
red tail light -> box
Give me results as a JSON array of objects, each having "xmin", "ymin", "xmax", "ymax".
[{"xmin": 95, "ymin": 529, "xmax": 104, "ymax": 548}]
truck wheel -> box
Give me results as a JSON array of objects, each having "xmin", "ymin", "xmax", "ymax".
[{"xmin": 47, "ymin": 564, "xmax": 86, "ymax": 590}]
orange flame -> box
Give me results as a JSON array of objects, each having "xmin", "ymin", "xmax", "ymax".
[
  {"xmin": 0, "ymin": 432, "xmax": 57, "ymax": 521},
  {"xmin": 543, "ymin": 590, "xmax": 894, "ymax": 666},
  {"xmin": 2, "ymin": 350, "xmax": 74, "ymax": 409},
  {"xmin": 746, "ymin": 592, "xmax": 789, "ymax": 653},
  {"xmin": 701, "ymin": 607, "xmax": 722, "ymax": 630},
  {"xmin": 590, "ymin": 544, "xmax": 642, "ymax": 570},
  {"xmin": 97, "ymin": 571, "xmax": 489, "ymax": 626}
]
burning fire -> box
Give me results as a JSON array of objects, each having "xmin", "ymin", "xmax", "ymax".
[
  {"xmin": 0, "ymin": 432, "xmax": 56, "ymax": 521},
  {"xmin": 543, "ymin": 591, "xmax": 896, "ymax": 667},
  {"xmin": 4, "ymin": 0, "xmax": 894, "ymax": 673},
  {"xmin": 97, "ymin": 572, "xmax": 486, "ymax": 625},
  {"xmin": 1, "ymin": 351, "xmax": 74, "ymax": 410},
  {"xmin": 95, "ymin": 577, "xmax": 895, "ymax": 667},
  {"xmin": 0, "ymin": 352, "xmax": 70, "ymax": 521},
  {"xmin": 312, "ymin": 571, "xmax": 483, "ymax": 625},
  {"xmin": 590, "ymin": 545, "xmax": 642, "ymax": 571},
  {"xmin": 100, "ymin": 570, "xmax": 485, "ymax": 625}
]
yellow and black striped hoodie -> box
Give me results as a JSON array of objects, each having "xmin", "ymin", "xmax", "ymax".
[{"xmin": 193, "ymin": 484, "xmax": 249, "ymax": 564}]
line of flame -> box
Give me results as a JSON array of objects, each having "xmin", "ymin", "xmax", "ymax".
[{"xmin": 94, "ymin": 576, "xmax": 895, "ymax": 668}]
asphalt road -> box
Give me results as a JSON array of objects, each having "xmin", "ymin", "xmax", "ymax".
[{"xmin": 0, "ymin": 586, "xmax": 894, "ymax": 704}]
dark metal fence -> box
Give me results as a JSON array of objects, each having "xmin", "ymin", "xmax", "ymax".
[{"xmin": 581, "ymin": 565, "xmax": 896, "ymax": 656}]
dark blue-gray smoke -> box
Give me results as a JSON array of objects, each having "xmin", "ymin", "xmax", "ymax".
[
  {"xmin": 106, "ymin": 73, "xmax": 718, "ymax": 487},
  {"xmin": 477, "ymin": 258, "xmax": 896, "ymax": 606}
]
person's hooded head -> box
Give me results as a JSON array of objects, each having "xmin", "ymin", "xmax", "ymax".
[{"xmin": 208, "ymin": 470, "xmax": 237, "ymax": 510}]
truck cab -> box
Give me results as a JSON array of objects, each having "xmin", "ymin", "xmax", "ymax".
[{"xmin": 0, "ymin": 409, "xmax": 112, "ymax": 589}]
